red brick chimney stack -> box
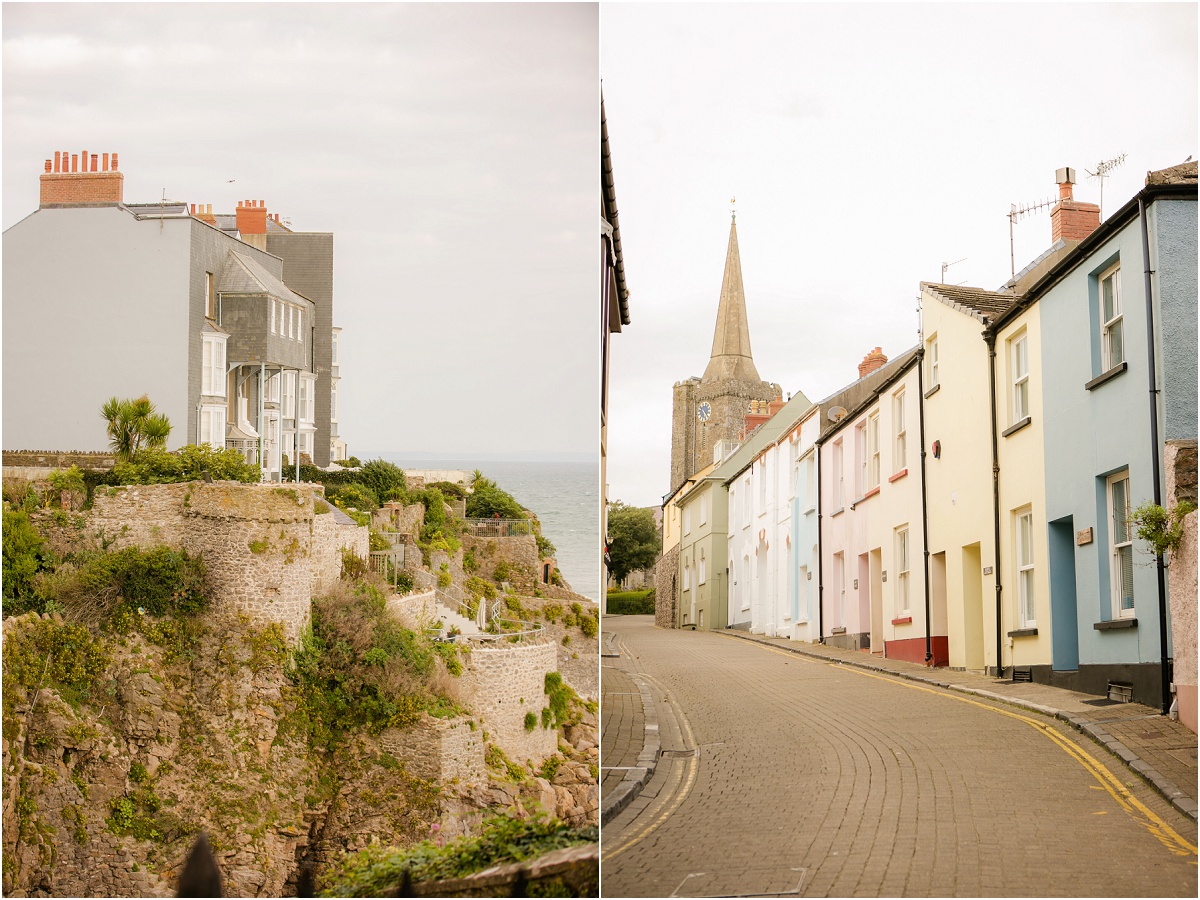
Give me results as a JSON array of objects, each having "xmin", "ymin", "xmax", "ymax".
[
  {"xmin": 236, "ymin": 199, "xmax": 268, "ymax": 236},
  {"xmin": 39, "ymin": 148, "xmax": 123, "ymax": 207},
  {"xmin": 1050, "ymin": 166, "xmax": 1101, "ymax": 244},
  {"xmin": 858, "ymin": 347, "xmax": 888, "ymax": 378}
]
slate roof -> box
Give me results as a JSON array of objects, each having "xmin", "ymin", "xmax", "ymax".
[
  {"xmin": 715, "ymin": 389, "xmax": 814, "ymax": 486},
  {"xmin": 816, "ymin": 346, "xmax": 921, "ymax": 443},
  {"xmin": 921, "ymin": 282, "xmax": 1019, "ymax": 323},
  {"xmin": 218, "ymin": 249, "xmax": 312, "ymax": 307}
]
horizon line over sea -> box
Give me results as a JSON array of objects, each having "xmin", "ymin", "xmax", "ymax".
[
  {"xmin": 373, "ymin": 453, "xmax": 599, "ymax": 603},
  {"xmin": 362, "ymin": 450, "xmax": 594, "ymax": 464}
]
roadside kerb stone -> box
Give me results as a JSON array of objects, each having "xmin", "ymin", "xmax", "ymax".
[
  {"xmin": 600, "ymin": 670, "xmax": 659, "ymax": 824},
  {"xmin": 721, "ymin": 630, "xmax": 1199, "ymax": 823}
]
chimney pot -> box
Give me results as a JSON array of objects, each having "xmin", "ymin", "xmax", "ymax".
[
  {"xmin": 71, "ymin": 154, "xmax": 78, "ymax": 173},
  {"xmin": 54, "ymin": 151, "xmax": 61, "ymax": 173},
  {"xmin": 90, "ymin": 154, "xmax": 98, "ymax": 171},
  {"xmin": 858, "ymin": 347, "xmax": 889, "ymax": 378},
  {"xmin": 44, "ymin": 159, "xmax": 52, "ymax": 173},
  {"xmin": 102, "ymin": 152, "xmax": 109, "ymax": 171},
  {"xmin": 111, "ymin": 153, "xmax": 118, "ymax": 170}
]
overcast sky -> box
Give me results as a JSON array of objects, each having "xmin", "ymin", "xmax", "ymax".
[
  {"xmin": 601, "ymin": 2, "xmax": 1197, "ymax": 507},
  {"xmin": 3, "ymin": 2, "xmax": 598, "ymax": 460}
]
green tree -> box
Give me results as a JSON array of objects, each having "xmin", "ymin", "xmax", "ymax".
[
  {"xmin": 2, "ymin": 509, "xmax": 50, "ymax": 615},
  {"xmin": 101, "ymin": 395, "xmax": 171, "ymax": 463},
  {"xmin": 607, "ymin": 502, "xmax": 660, "ymax": 585},
  {"xmin": 465, "ymin": 477, "xmax": 526, "ymax": 520}
]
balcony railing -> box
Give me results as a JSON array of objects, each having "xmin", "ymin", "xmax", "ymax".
[{"xmin": 461, "ymin": 517, "xmax": 533, "ymax": 537}]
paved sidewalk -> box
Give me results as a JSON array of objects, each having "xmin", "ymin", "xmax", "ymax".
[{"xmin": 601, "ymin": 617, "xmax": 1198, "ymax": 823}]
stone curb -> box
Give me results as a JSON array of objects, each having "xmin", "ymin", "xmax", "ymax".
[
  {"xmin": 601, "ymin": 670, "xmax": 660, "ymax": 824},
  {"xmin": 720, "ymin": 631, "xmax": 1199, "ymax": 823}
]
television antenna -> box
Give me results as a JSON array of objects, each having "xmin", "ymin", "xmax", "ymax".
[
  {"xmin": 1007, "ymin": 196, "xmax": 1056, "ymax": 279},
  {"xmin": 1085, "ymin": 153, "xmax": 1126, "ymax": 219},
  {"xmin": 940, "ymin": 257, "xmax": 967, "ymax": 284}
]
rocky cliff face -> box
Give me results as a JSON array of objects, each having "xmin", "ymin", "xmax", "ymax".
[{"xmin": 2, "ymin": 606, "xmax": 598, "ymax": 897}]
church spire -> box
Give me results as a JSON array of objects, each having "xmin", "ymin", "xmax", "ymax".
[{"xmin": 702, "ymin": 212, "xmax": 762, "ymax": 385}]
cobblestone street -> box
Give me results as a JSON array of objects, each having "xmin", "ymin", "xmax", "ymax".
[{"xmin": 601, "ymin": 616, "xmax": 1198, "ymax": 898}]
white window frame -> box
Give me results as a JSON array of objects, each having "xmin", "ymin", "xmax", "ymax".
[
  {"xmin": 699, "ymin": 551, "xmax": 707, "ymax": 585},
  {"xmin": 758, "ymin": 459, "xmax": 767, "ymax": 512},
  {"xmin": 806, "ymin": 455, "xmax": 815, "ymax": 512},
  {"xmin": 683, "ymin": 559, "xmax": 691, "ymax": 592},
  {"xmin": 331, "ymin": 330, "xmax": 340, "ymax": 365},
  {"xmin": 927, "ymin": 334, "xmax": 939, "ymax": 388},
  {"xmin": 855, "ymin": 421, "xmax": 866, "ymax": 497},
  {"xmin": 743, "ymin": 476, "xmax": 752, "ymax": 527},
  {"xmin": 1016, "ymin": 508, "xmax": 1036, "ymax": 627},
  {"xmin": 896, "ymin": 527, "xmax": 910, "ymax": 614},
  {"xmin": 868, "ymin": 412, "xmax": 880, "ymax": 489},
  {"xmin": 330, "ymin": 378, "xmax": 338, "ymax": 422},
  {"xmin": 1100, "ymin": 263, "xmax": 1123, "ymax": 371},
  {"xmin": 270, "ymin": 298, "xmax": 276, "ymax": 334},
  {"xmin": 300, "ymin": 374, "xmax": 316, "ymax": 424},
  {"xmin": 199, "ymin": 404, "xmax": 226, "ymax": 448},
  {"xmin": 265, "ymin": 371, "xmax": 281, "ymax": 404},
  {"xmin": 1108, "ymin": 471, "xmax": 1135, "ymax": 618},
  {"xmin": 205, "ymin": 271, "xmax": 215, "ymax": 319},
  {"xmin": 201, "ymin": 334, "xmax": 227, "ymax": 398},
  {"xmin": 282, "ymin": 371, "xmax": 296, "ymax": 419},
  {"xmin": 683, "ymin": 502, "xmax": 692, "ymax": 535},
  {"xmin": 894, "ymin": 389, "xmax": 906, "ymax": 471},
  {"xmin": 699, "ymin": 489, "xmax": 708, "ymax": 525},
  {"xmin": 1011, "ymin": 331, "xmax": 1029, "ymax": 422},
  {"xmin": 832, "ymin": 440, "xmax": 844, "ymax": 509},
  {"xmin": 297, "ymin": 308, "xmax": 304, "ymax": 342}
]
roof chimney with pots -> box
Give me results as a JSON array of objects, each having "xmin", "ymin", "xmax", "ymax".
[
  {"xmin": 1050, "ymin": 166, "xmax": 1101, "ymax": 243},
  {"xmin": 236, "ymin": 199, "xmax": 269, "ymax": 249},
  {"xmin": 39, "ymin": 148, "xmax": 123, "ymax": 207},
  {"xmin": 858, "ymin": 347, "xmax": 888, "ymax": 378}
]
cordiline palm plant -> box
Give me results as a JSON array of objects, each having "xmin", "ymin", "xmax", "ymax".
[{"xmin": 100, "ymin": 395, "xmax": 172, "ymax": 463}]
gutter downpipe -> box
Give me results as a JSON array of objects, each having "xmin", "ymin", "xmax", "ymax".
[
  {"xmin": 986, "ymin": 330, "xmax": 1005, "ymax": 679},
  {"xmin": 259, "ymin": 363, "xmax": 266, "ymax": 484},
  {"xmin": 917, "ymin": 351, "xmax": 933, "ymax": 664},
  {"xmin": 816, "ymin": 440, "xmax": 825, "ymax": 643},
  {"xmin": 1138, "ymin": 195, "xmax": 1171, "ymax": 717}
]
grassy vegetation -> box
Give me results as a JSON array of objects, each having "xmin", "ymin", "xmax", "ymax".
[
  {"xmin": 320, "ymin": 812, "xmax": 598, "ymax": 897},
  {"xmin": 605, "ymin": 588, "xmax": 655, "ymax": 615}
]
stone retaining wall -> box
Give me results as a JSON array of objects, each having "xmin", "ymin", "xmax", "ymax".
[
  {"xmin": 460, "ymin": 640, "xmax": 558, "ymax": 765},
  {"xmin": 1167, "ymin": 439, "xmax": 1198, "ymax": 733},
  {"xmin": 2, "ymin": 449, "xmax": 116, "ymax": 471},
  {"xmin": 654, "ymin": 546, "xmax": 680, "ymax": 627},
  {"xmin": 379, "ymin": 715, "xmax": 486, "ymax": 784},
  {"xmin": 84, "ymin": 482, "xmax": 366, "ymax": 643},
  {"xmin": 463, "ymin": 533, "xmax": 540, "ymax": 594}
]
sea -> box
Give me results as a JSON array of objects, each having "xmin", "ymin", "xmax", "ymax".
[{"xmin": 375, "ymin": 454, "xmax": 600, "ymax": 602}]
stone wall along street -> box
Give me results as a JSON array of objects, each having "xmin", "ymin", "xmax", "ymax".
[{"xmin": 459, "ymin": 641, "xmax": 559, "ymax": 764}]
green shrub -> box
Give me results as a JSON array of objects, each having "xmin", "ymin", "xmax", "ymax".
[
  {"xmin": 605, "ymin": 590, "xmax": 655, "ymax": 615},
  {"xmin": 2, "ymin": 509, "xmax": 51, "ymax": 616},
  {"xmin": 428, "ymin": 481, "xmax": 466, "ymax": 500},
  {"xmin": 3, "ymin": 618, "xmax": 110, "ymax": 696},
  {"xmin": 111, "ymin": 445, "xmax": 259, "ymax": 485},
  {"xmin": 330, "ymin": 483, "xmax": 380, "ymax": 513},
  {"xmin": 523, "ymin": 711, "xmax": 537, "ymax": 732},
  {"xmin": 465, "ymin": 477, "xmax": 526, "ymax": 520},
  {"xmin": 47, "ymin": 466, "xmax": 87, "ymax": 505},
  {"xmin": 357, "ymin": 459, "xmax": 407, "ymax": 504},
  {"xmin": 579, "ymin": 611, "xmax": 599, "ymax": 638},
  {"xmin": 79, "ymin": 547, "xmax": 209, "ymax": 617},
  {"xmin": 535, "ymin": 532, "xmax": 556, "ymax": 559}
]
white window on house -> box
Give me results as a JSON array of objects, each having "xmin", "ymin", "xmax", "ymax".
[
  {"xmin": 201, "ymin": 334, "xmax": 226, "ymax": 397},
  {"xmin": 270, "ymin": 298, "xmax": 276, "ymax": 334},
  {"xmin": 927, "ymin": 334, "xmax": 939, "ymax": 388},
  {"xmin": 683, "ymin": 503, "xmax": 692, "ymax": 535},
  {"xmin": 282, "ymin": 371, "xmax": 296, "ymax": 419},
  {"xmin": 699, "ymin": 551, "xmax": 707, "ymax": 585},
  {"xmin": 1011, "ymin": 331, "xmax": 1030, "ymax": 422},
  {"xmin": 758, "ymin": 459, "xmax": 767, "ymax": 511},
  {"xmin": 298, "ymin": 430, "xmax": 313, "ymax": 457},
  {"xmin": 330, "ymin": 379, "xmax": 338, "ymax": 421},
  {"xmin": 1108, "ymin": 471, "xmax": 1134, "ymax": 617},
  {"xmin": 289, "ymin": 305, "xmax": 296, "ymax": 340},
  {"xmin": 789, "ymin": 439, "xmax": 799, "ymax": 498},
  {"xmin": 834, "ymin": 552, "xmax": 845, "ymax": 627},
  {"xmin": 332, "ymin": 330, "xmax": 340, "ymax": 365},
  {"xmin": 868, "ymin": 412, "xmax": 880, "ymax": 489},
  {"xmin": 1100, "ymin": 264, "xmax": 1123, "ymax": 371},
  {"xmin": 266, "ymin": 372, "xmax": 281, "ymax": 404},
  {"xmin": 833, "ymin": 440, "xmax": 844, "ymax": 509},
  {"xmin": 896, "ymin": 527, "xmax": 910, "ymax": 614},
  {"xmin": 743, "ymin": 476, "xmax": 752, "ymax": 527},
  {"xmin": 1017, "ymin": 508, "xmax": 1036, "ymax": 627},
  {"xmin": 683, "ymin": 559, "xmax": 691, "ymax": 592},
  {"xmin": 806, "ymin": 455, "xmax": 815, "ymax": 510},
  {"xmin": 199, "ymin": 404, "xmax": 226, "ymax": 448},
  {"xmin": 699, "ymin": 489, "xmax": 708, "ymax": 525},
  {"xmin": 297, "ymin": 308, "xmax": 303, "ymax": 342},
  {"xmin": 894, "ymin": 389, "xmax": 906, "ymax": 471},
  {"xmin": 205, "ymin": 272, "xmax": 215, "ymax": 319},
  {"xmin": 855, "ymin": 421, "xmax": 866, "ymax": 497},
  {"xmin": 300, "ymin": 374, "xmax": 316, "ymax": 423}
]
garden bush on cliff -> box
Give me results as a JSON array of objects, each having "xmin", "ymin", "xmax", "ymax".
[
  {"xmin": 287, "ymin": 579, "xmax": 462, "ymax": 751},
  {"xmin": 2, "ymin": 508, "xmax": 52, "ymax": 616},
  {"xmin": 110, "ymin": 445, "xmax": 260, "ymax": 485}
]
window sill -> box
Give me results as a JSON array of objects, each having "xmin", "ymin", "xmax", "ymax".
[
  {"xmin": 891, "ymin": 616, "xmax": 912, "ymax": 625},
  {"xmin": 829, "ymin": 506, "xmax": 845, "ymax": 518},
  {"xmin": 1002, "ymin": 416, "xmax": 1032, "ymax": 438},
  {"xmin": 831, "ymin": 626, "xmax": 847, "ymax": 635},
  {"xmin": 923, "ymin": 383, "xmax": 941, "ymax": 399},
  {"xmin": 851, "ymin": 487, "xmax": 880, "ymax": 509},
  {"xmin": 795, "ymin": 618, "xmax": 809, "ymax": 626},
  {"xmin": 1085, "ymin": 361, "xmax": 1128, "ymax": 391},
  {"xmin": 804, "ymin": 506, "xmax": 816, "ymax": 515},
  {"xmin": 888, "ymin": 468, "xmax": 908, "ymax": 483},
  {"xmin": 1007, "ymin": 627, "xmax": 1038, "ymax": 638},
  {"xmin": 1094, "ymin": 618, "xmax": 1137, "ymax": 631}
]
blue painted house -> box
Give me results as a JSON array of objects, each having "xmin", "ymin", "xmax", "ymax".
[{"xmin": 1023, "ymin": 161, "xmax": 1196, "ymax": 707}]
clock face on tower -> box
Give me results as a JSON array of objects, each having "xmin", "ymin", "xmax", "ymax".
[{"xmin": 697, "ymin": 401, "xmax": 711, "ymax": 422}]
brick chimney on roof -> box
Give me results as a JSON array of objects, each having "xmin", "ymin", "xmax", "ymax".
[
  {"xmin": 1050, "ymin": 167, "xmax": 1101, "ymax": 244},
  {"xmin": 236, "ymin": 199, "xmax": 269, "ymax": 249},
  {"xmin": 858, "ymin": 347, "xmax": 888, "ymax": 378},
  {"xmin": 740, "ymin": 394, "xmax": 785, "ymax": 440},
  {"xmin": 39, "ymin": 149, "xmax": 123, "ymax": 207}
]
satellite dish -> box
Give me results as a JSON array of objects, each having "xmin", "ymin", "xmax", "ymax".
[{"xmin": 828, "ymin": 406, "xmax": 848, "ymax": 423}]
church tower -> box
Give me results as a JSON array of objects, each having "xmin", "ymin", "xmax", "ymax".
[{"xmin": 670, "ymin": 212, "xmax": 780, "ymax": 491}]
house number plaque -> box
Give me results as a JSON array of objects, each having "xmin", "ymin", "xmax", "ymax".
[{"xmin": 1076, "ymin": 527, "xmax": 1093, "ymax": 546}]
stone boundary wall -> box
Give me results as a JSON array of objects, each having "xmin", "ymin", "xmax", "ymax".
[
  {"xmin": 654, "ymin": 546, "xmax": 680, "ymax": 627},
  {"xmin": 2, "ymin": 450, "xmax": 116, "ymax": 471},
  {"xmin": 386, "ymin": 590, "xmax": 439, "ymax": 626},
  {"xmin": 407, "ymin": 843, "xmax": 598, "ymax": 898},
  {"xmin": 1166, "ymin": 440, "xmax": 1197, "ymax": 733},
  {"xmin": 312, "ymin": 509, "xmax": 368, "ymax": 595},
  {"xmin": 460, "ymin": 640, "xmax": 558, "ymax": 764},
  {"xmin": 84, "ymin": 482, "xmax": 366, "ymax": 643},
  {"xmin": 379, "ymin": 715, "xmax": 486, "ymax": 784},
  {"xmin": 372, "ymin": 501, "xmax": 425, "ymax": 538}
]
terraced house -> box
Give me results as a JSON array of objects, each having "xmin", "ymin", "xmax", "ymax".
[{"xmin": 2, "ymin": 149, "xmax": 346, "ymax": 477}]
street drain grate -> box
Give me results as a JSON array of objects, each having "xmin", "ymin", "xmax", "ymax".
[
  {"xmin": 1082, "ymin": 698, "xmax": 1121, "ymax": 706},
  {"xmin": 661, "ymin": 749, "xmax": 697, "ymax": 759}
]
